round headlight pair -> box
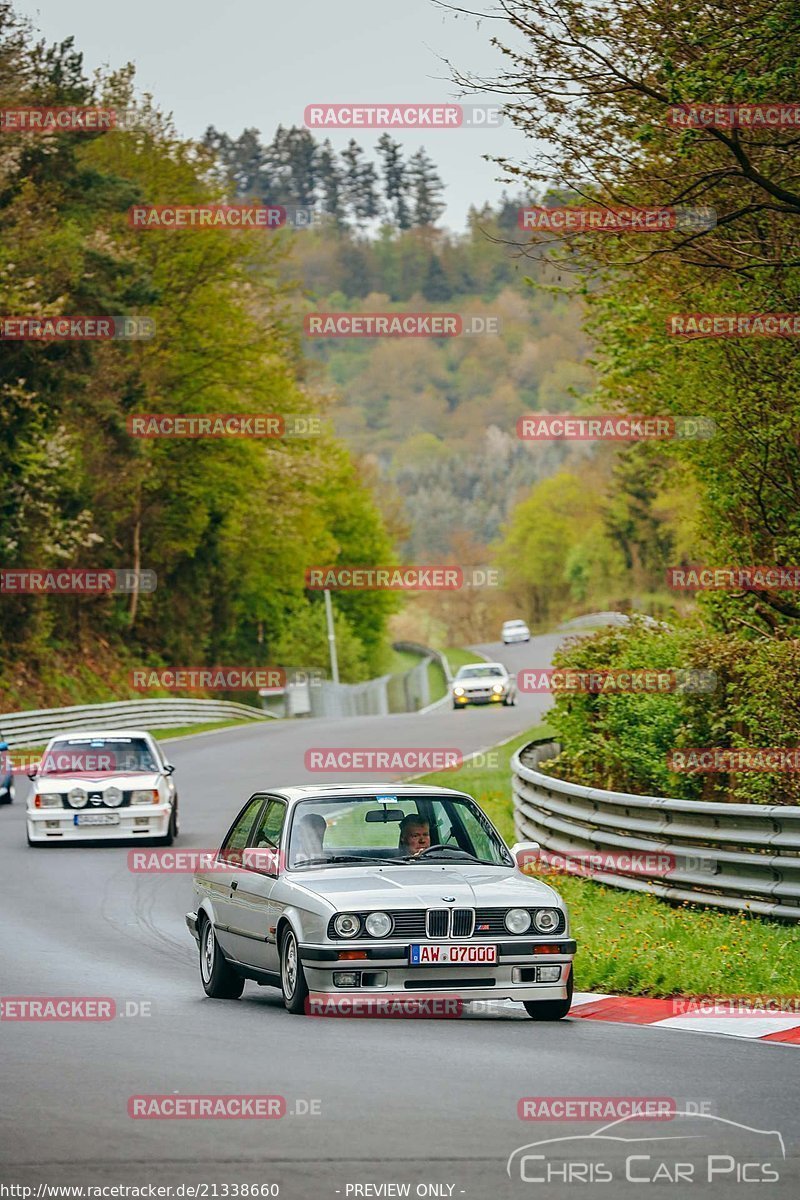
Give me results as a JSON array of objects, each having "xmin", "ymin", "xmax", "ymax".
[
  {"xmin": 333, "ymin": 911, "xmax": 393, "ymax": 939},
  {"xmin": 68, "ymin": 787, "xmax": 88, "ymax": 808},
  {"xmin": 504, "ymin": 907, "xmax": 561, "ymax": 934}
]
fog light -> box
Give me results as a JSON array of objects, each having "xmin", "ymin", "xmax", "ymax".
[
  {"xmin": 134, "ymin": 817, "xmax": 150, "ymax": 826},
  {"xmin": 45, "ymin": 820, "xmax": 60, "ymax": 829},
  {"xmin": 332, "ymin": 971, "xmax": 361, "ymax": 988},
  {"xmin": 537, "ymin": 965, "xmax": 561, "ymax": 983}
]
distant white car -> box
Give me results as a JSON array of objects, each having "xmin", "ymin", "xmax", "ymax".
[
  {"xmin": 502, "ymin": 619, "xmax": 530, "ymax": 644},
  {"xmin": 451, "ymin": 662, "xmax": 517, "ymax": 709},
  {"xmin": 26, "ymin": 729, "xmax": 178, "ymax": 846}
]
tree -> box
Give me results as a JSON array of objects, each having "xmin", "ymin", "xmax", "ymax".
[
  {"xmin": 408, "ymin": 147, "xmax": 445, "ymax": 227},
  {"xmin": 340, "ymin": 138, "xmax": 382, "ymax": 226},
  {"xmin": 376, "ymin": 133, "xmax": 411, "ymax": 230}
]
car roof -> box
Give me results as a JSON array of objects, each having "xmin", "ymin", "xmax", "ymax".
[
  {"xmin": 259, "ymin": 783, "xmax": 475, "ymax": 804},
  {"xmin": 45, "ymin": 729, "xmax": 157, "ymax": 742},
  {"xmin": 458, "ymin": 661, "xmax": 505, "ymax": 671}
]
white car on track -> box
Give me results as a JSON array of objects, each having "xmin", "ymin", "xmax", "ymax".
[
  {"xmin": 451, "ymin": 662, "xmax": 517, "ymax": 708},
  {"xmin": 502, "ymin": 619, "xmax": 531, "ymax": 644},
  {"xmin": 26, "ymin": 729, "xmax": 179, "ymax": 845}
]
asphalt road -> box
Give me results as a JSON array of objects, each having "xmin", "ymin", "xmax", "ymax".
[{"xmin": 2, "ymin": 635, "xmax": 798, "ymax": 1199}]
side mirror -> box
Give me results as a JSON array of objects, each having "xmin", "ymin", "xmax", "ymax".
[
  {"xmin": 510, "ymin": 840, "xmax": 541, "ymax": 873},
  {"xmin": 164, "ymin": 763, "xmax": 175, "ymax": 775},
  {"xmin": 27, "ymin": 761, "xmax": 40, "ymax": 781}
]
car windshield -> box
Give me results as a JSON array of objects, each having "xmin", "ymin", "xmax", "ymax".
[
  {"xmin": 456, "ymin": 665, "xmax": 504, "ymax": 679},
  {"xmin": 287, "ymin": 794, "xmax": 512, "ymax": 869},
  {"xmin": 504, "ymin": 621, "xmax": 525, "ymax": 628},
  {"xmin": 41, "ymin": 737, "xmax": 159, "ymax": 775}
]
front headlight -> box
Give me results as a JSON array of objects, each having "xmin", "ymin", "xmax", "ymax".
[
  {"xmin": 37, "ymin": 793, "xmax": 63, "ymax": 809},
  {"xmin": 68, "ymin": 787, "xmax": 88, "ymax": 808},
  {"xmin": 131, "ymin": 789, "xmax": 158, "ymax": 805},
  {"xmin": 492, "ymin": 682, "xmax": 505, "ymax": 694},
  {"xmin": 453, "ymin": 686, "xmax": 465, "ymax": 696},
  {"xmin": 104, "ymin": 786, "xmax": 123, "ymax": 808},
  {"xmin": 533, "ymin": 908, "xmax": 561, "ymax": 933},
  {"xmin": 333, "ymin": 913, "xmax": 361, "ymax": 938},
  {"xmin": 504, "ymin": 907, "xmax": 532, "ymax": 934},
  {"xmin": 365, "ymin": 911, "xmax": 393, "ymax": 938}
]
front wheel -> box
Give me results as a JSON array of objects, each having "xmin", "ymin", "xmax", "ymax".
[
  {"xmin": 199, "ymin": 917, "xmax": 244, "ymax": 999},
  {"xmin": 523, "ymin": 972, "xmax": 573, "ymax": 1021},
  {"xmin": 280, "ymin": 927, "xmax": 309, "ymax": 1014}
]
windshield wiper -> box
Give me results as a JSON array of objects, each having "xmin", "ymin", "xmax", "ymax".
[{"xmin": 299, "ymin": 854, "xmax": 406, "ymax": 866}]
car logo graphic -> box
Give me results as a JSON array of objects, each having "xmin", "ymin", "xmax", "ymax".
[{"xmin": 442, "ymin": 895, "xmax": 456, "ymax": 902}]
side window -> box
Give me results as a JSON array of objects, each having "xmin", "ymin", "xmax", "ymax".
[
  {"xmin": 253, "ymin": 799, "xmax": 286, "ymax": 848},
  {"xmin": 219, "ymin": 797, "xmax": 264, "ymax": 862}
]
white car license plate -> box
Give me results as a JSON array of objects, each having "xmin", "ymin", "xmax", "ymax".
[
  {"xmin": 74, "ymin": 812, "xmax": 120, "ymax": 826},
  {"xmin": 409, "ymin": 943, "xmax": 497, "ymax": 965}
]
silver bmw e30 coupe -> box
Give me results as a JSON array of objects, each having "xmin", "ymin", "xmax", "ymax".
[{"xmin": 186, "ymin": 783, "xmax": 576, "ymax": 1019}]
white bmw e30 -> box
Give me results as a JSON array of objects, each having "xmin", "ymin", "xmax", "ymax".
[{"xmin": 26, "ymin": 729, "xmax": 178, "ymax": 845}]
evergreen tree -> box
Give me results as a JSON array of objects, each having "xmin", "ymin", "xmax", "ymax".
[
  {"xmin": 315, "ymin": 138, "xmax": 346, "ymax": 224},
  {"xmin": 376, "ymin": 133, "xmax": 411, "ymax": 230},
  {"xmin": 409, "ymin": 147, "xmax": 445, "ymax": 226},
  {"xmin": 340, "ymin": 138, "xmax": 381, "ymax": 226}
]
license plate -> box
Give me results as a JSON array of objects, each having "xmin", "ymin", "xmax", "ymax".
[
  {"xmin": 74, "ymin": 812, "xmax": 120, "ymax": 826},
  {"xmin": 409, "ymin": 943, "xmax": 497, "ymax": 965}
]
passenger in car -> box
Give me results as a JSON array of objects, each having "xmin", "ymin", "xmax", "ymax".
[
  {"xmin": 294, "ymin": 813, "xmax": 327, "ymax": 863},
  {"xmin": 398, "ymin": 815, "xmax": 431, "ymax": 856}
]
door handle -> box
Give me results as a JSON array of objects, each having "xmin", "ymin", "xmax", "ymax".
[{"xmin": 230, "ymin": 880, "xmax": 238, "ymax": 891}]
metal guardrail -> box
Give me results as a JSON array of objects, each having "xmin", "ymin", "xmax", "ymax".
[
  {"xmin": 0, "ymin": 698, "xmax": 268, "ymax": 747},
  {"xmin": 512, "ymin": 739, "xmax": 800, "ymax": 921}
]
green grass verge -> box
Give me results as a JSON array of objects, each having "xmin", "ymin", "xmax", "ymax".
[{"xmin": 414, "ymin": 724, "xmax": 800, "ymax": 997}]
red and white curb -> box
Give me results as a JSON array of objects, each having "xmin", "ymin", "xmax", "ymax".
[{"xmin": 569, "ymin": 991, "xmax": 800, "ymax": 1044}]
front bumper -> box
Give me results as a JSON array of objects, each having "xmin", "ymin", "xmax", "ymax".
[
  {"xmin": 300, "ymin": 939, "xmax": 576, "ymax": 1002},
  {"xmin": 452, "ymin": 692, "xmax": 507, "ymax": 705},
  {"xmin": 26, "ymin": 804, "xmax": 171, "ymax": 841}
]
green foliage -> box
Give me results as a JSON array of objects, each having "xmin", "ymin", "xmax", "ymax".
[{"xmin": 0, "ymin": 12, "xmax": 395, "ymax": 700}]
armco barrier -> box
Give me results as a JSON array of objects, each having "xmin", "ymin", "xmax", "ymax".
[
  {"xmin": 0, "ymin": 698, "xmax": 268, "ymax": 747},
  {"xmin": 512, "ymin": 739, "xmax": 800, "ymax": 921}
]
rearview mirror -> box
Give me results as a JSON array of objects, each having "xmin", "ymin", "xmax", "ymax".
[{"xmin": 365, "ymin": 809, "xmax": 405, "ymax": 822}]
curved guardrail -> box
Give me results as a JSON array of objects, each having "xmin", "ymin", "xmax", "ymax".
[
  {"xmin": 0, "ymin": 698, "xmax": 269, "ymax": 747},
  {"xmin": 511, "ymin": 739, "xmax": 800, "ymax": 921}
]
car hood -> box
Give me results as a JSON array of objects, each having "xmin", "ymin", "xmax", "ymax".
[
  {"xmin": 33, "ymin": 771, "xmax": 162, "ymax": 790},
  {"xmin": 289, "ymin": 864, "xmax": 561, "ymax": 909}
]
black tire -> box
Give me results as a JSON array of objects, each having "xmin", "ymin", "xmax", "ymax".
[
  {"xmin": 198, "ymin": 916, "xmax": 244, "ymax": 999},
  {"xmin": 280, "ymin": 926, "xmax": 309, "ymax": 1014},
  {"xmin": 0, "ymin": 783, "xmax": 13, "ymax": 805},
  {"xmin": 523, "ymin": 971, "xmax": 573, "ymax": 1021},
  {"xmin": 453, "ymin": 702, "xmax": 465, "ymax": 710}
]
